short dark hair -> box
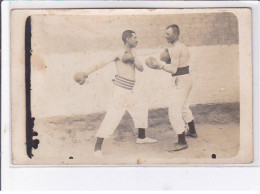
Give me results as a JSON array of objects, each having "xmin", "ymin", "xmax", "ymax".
[
  {"xmin": 166, "ymin": 24, "xmax": 180, "ymax": 36},
  {"xmin": 122, "ymin": 30, "xmax": 136, "ymax": 44}
]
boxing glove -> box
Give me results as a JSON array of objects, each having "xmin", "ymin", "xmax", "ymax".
[
  {"xmin": 160, "ymin": 48, "xmax": 171, "ymax": 64},
  {"xmin": 73, "ymin": 72, "xmax": 88, "ymax": 85},
  {"xmin": 145, "ymin": 57, "xmax": 162, "ymax": 70}
]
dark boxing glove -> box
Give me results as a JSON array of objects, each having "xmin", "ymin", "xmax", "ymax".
[{"xmin": 160, "ymin": 48, "xmax": 171, "ymax": 64}]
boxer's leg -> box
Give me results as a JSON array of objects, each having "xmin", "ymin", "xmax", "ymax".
[
  {"xmin": 181, "ymin": 76, "xmax": 197, "ymax": 138},
  {"xmin": 168, "ymin": 79, "xmax": 188, "ymax": 151},
  {"xmin": 182, "ymin": 98, "xmax": 194, "ymax": 124},
  {"xmin": 183, "ymin": 98, "xmax": 197, "ymax": 137},
  {"xmin": 94, "ymin": 86, "xmax": 126, "ymax": 154},
  {"xmin": 169, "ymin": 87, "xmax": 187, "ymax": 135},
  {"xmin": 95, "ymin": 106, "xmax": 125, "ymax": 139},
  {"xmin": 127, "ymin": 91, "xmax": 157, "ymax": 144}
]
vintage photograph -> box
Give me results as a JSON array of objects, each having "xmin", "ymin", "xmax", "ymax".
[{"xmin": 11, "ymin": 9, "xmax": 252, "ymax": 165}]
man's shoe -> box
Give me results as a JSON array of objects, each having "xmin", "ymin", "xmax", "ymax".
[
  {"xmin": 136, "ymin": 137, "xmax": 157, "ymax": 144},
  {"xmin": 185, "ymin": 130, "xmax": 198, "ymax": 138},
  {"xmin": 168, "ymin": 142, "xmax": 188, "ymax": 152}
]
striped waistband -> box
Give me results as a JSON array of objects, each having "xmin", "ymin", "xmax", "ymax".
[{"xmin": 112, "ymin": 75, "xmax": 135, "ymax": 90}]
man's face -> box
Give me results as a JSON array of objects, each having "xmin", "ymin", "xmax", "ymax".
[
  {"xmin": 165, "ymin": 28, "xmax": 178, "ymax": 44},
  {"xmin": 127, "ymin": 33, "xmax": 138, "ymax": 48}
]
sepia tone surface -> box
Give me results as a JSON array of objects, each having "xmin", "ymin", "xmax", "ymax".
[{"xmin": 11, "ymin": 9, "xmax": 252, "ymax": 165}]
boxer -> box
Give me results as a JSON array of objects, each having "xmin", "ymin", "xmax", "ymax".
[
  {"xmin": 145, "ymin": 24, "xmax": 197, "ymax": 152},
  {"xmin": 74, "ymin": 30, "xmax": 157, "ymax": 158}
]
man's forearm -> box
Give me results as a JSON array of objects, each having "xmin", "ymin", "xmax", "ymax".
[
  {"xmin": 161, "ymin": 63, "xmax": 178, "ymax": 74},
  {"xmin": 134, "ymin": 62, "xmax": 144, "ymax": 72},
  {"xmin": 86, "ymin": 61, "xmax": 109, "ymax": 75},
  {"xmin": 133, "ymin": 57, "xmax": 144, "ymax": 72},
  {"xmin": 85, "ymin": 56, "xmax": 118, "ymax": 76}
]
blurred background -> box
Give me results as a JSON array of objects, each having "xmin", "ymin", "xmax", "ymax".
[{"xmin": 30, "ymin": 12, "xmax": 239, "ymax": 118}]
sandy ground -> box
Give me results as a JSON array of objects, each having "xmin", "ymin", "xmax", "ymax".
[{"xmin": 31, "ymin": 103, "xmax": 239, "ymax": 165}]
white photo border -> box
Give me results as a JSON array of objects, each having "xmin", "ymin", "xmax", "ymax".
[{"xmin": 1, "ymin": 0, "xmax": 260, "ymax": 190}]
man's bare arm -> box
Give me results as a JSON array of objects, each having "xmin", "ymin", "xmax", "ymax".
[
  {"xmin": 82, "ymin": 53, "xmax": 119, "ymax": 76},
  {"xmin": 132, "ymin": 51, "xmax": 144, "ymax": 72},
  {"xmin": 134, "ymin": 57, "xmax": 144, "ymax": 72},
  {"xmin": 161, "ymin": 50, "xmax": 180, "ymax": 74},
  {"xmin": 161, "ymin": 58, "xmax": 179, "ymax": 74}
]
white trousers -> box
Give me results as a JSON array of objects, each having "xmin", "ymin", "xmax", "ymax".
[
  {"xmin": 96, "ymin": 85, "xmax": 148, "ymax": 138},
  {"xmin": 169, "ymin": 74, "xmax": 194, "ymax": 134}
]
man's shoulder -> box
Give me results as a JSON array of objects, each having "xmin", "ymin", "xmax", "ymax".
[
  {"xmin": 131, "ymin": 49, "xmax": 139, "ymax": 56},
  {"xmin": 113, "ymin": 50, "xmax": 124, "ymax": 59},
  {"xmin": 177, "ymin": 41, "xmax": 187, "ymax": 49},
  {"xmin": 177, "ymin": 42, "xmax": 189, "ymax": 54},
  {"xmin": 114, "ymin": 49, "xmax": 123, "ymax": 55}
]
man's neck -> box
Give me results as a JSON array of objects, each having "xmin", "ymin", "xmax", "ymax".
[
  {"xmin": 124, "ymin": 44, "xmax": 132, "ymax": 52},
  {"xmin": 171, "ymin": 39, "xmax": 179, "ymax": 46}
]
